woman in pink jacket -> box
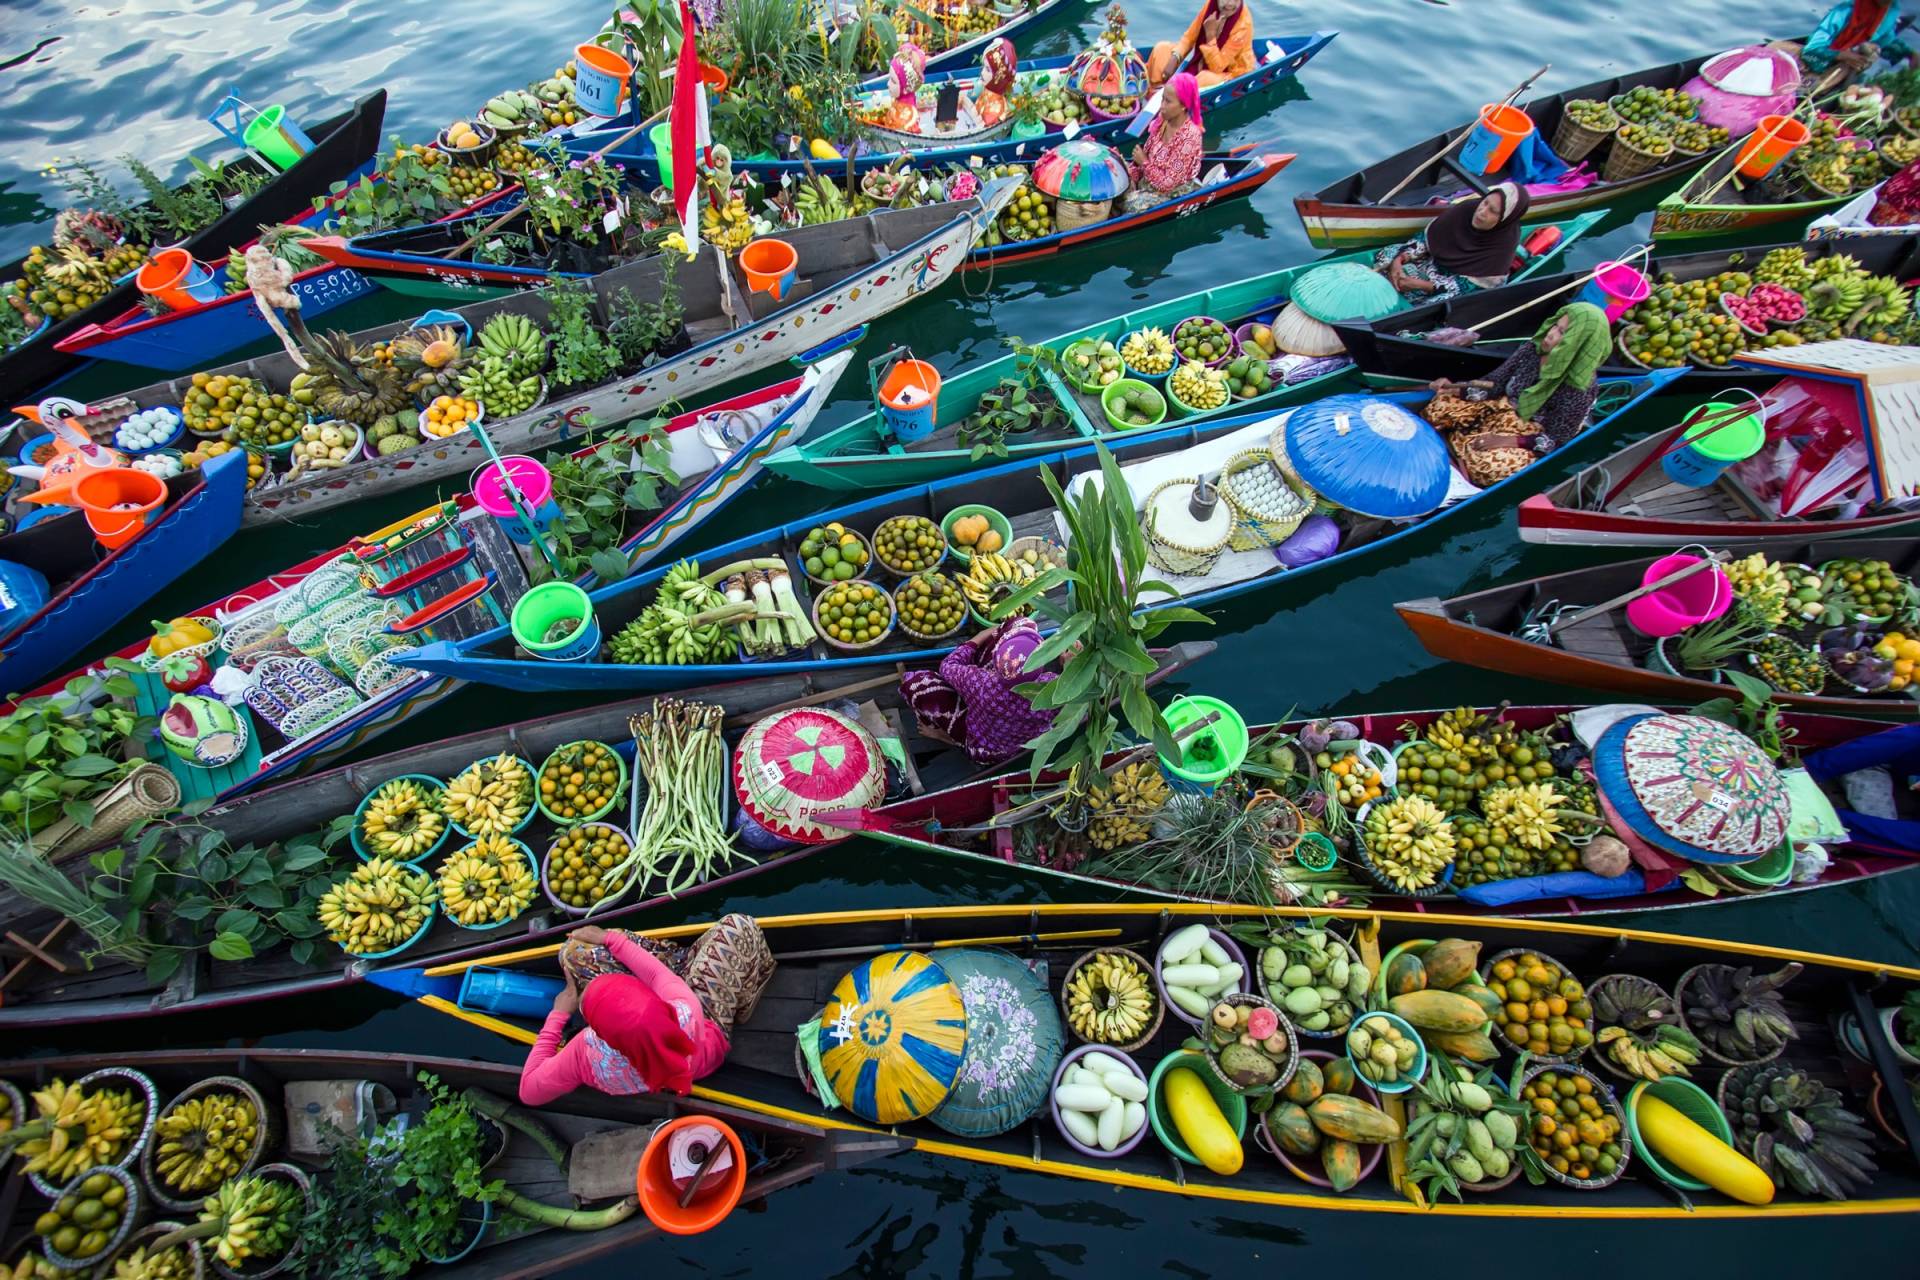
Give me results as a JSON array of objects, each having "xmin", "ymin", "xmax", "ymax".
[{"xmin": 518, "ymin": 925, "xmax": 730, "ymax": 1104}]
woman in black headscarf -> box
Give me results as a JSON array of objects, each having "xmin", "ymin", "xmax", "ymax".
[{"xmin": 1373, "ymin": 183, "xmax": 1532, "ymax": 302}]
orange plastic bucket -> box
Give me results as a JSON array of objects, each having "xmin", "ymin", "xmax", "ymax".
[
  {"xmin": 1735, "ymin": 115, "xmax": 1810, "ymax": 179},
  {"xmin": 574, "ymin": 44, "xmax": 632, "ymax": 116},
  {"xmin": 1459, "ymin": 103, "xmax": 1536, "ymax": 175},
  {"xmin": 739, "ymin": 238, "xmax": 799, "ymax": 301},
  {"xmin": 698, "ymin": 61, "xmax": 730, "ymax": 96},
  {"xmin": 877, "ymin": 358, "xmax": 943, "ymax": 442},
  {"xmin": 73, "ymin": 466, "xmax": 167, "ymax": 549},
  {"xmin": 136, "ymin": 248, "xmax": 222, "ymax": 313},
  {"xmin": 636, "ymin": 1117, "xmax": 746, "ymax": 1235}
]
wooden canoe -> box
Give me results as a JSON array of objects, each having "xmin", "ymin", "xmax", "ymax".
[
  {"xmin": 395, "ymin": 901, "xmax": 1920, "ymax": 1219},
  {"xmin": 0, "ymin": 1049, "xmax": 905, "ymax": 1279},
  {"xmin": 1652, "ymin": 145, "xmax": 1862, "ymax": 242},
  {"xmin": 5, "ymin": 363, "xmax": 845, "ymax": 816},
  {"xmin": 392, "ymin": 370, "xmax": 1679, "ymax": 694},
  {"xmin": 0, "ymin": 641, "xmax": 1212, "ymax": 1029},
  {"xmin": 879, "ymin": 0, "xmax": 1091, "ymax": 76},
  {"xmin": 1292, "ymin": 55, "xmax": 1713, "ymax": 249},
  {"xmin": 1517, "ymin": 402, "xmax": 1920, "ymax": 548},
  {"xmin": 1395, "ymin": 535, "xmax": 1920, "ymax": 717},
  {"xmin": 0, "ymin": 91, "xmax": 389, "ymax": 405},
  {"xmin": 567, "ymin": 34, "xmax": 1340, "ymax": 182},
  {"xmin": 88, "ymin": 189, "xmax": 1008, "ymax": 529},
  {"xmin": 765, "ymin": 211, "xmax": 1604, "ymax": 494},
  {"xmin": 1332, "ymin": 234, "xmax": 1920, "ymax": 392},
  {"xmin": 0, "ymin": 451, "xmax": 247, "ymax": 691},
  {"xmin": 311, "ymin": 152, "xmax": 1296, "ymax": 292},
  {"xmin": 851, "ymin": 703, "xmax": 1920, "ymax": 917}
]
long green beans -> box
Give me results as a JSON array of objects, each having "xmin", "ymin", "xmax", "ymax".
[{"xmin": 595, "ymin": 701, "xmax": 751, "ymax": 908}]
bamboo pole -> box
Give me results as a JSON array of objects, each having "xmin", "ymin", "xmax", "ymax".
[{"xmin": 1375, "ymin": 64, "xmax": 1550, "ymax": 205}]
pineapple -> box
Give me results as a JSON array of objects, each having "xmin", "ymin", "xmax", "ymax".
[
  {"xmin": 390, "ymin": 324, "xmax": 470, "ymax": 401},
  {"xmin": 295, "ymin": 329, "xmax": 410, "ymax": 426}
]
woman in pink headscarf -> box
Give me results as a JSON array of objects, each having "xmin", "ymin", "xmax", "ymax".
[{"xmin": 1126, "ymin": 72, "xmax": 1206, "ymax": 204}]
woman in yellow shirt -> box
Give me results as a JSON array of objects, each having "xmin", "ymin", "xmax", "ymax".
[{"xmin": 1148, "ymin": 0, "xmax": 1255, "ymax": 88}]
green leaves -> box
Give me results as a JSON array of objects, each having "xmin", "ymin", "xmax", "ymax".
[{"xmin": 209, "ymin": 931, "xmax": 254, "ymax": 962}]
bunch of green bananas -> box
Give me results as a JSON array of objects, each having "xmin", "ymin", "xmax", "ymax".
[
  {"xmin": 457, "ymin": 356, "xmax": 543, "ymax": 418},
  {"xmin": 1598, "ymin": 1023, "xmax": 1702, "ymax": 1080},
  {"xmin": 477, "ymin": 313, "xmax": 548, "ymax": 380},
  {"xmin": 168, "ymin": 1175, "xmax": 301, "ymax": 1268},
  {"xmin": 152, "ymin": 1092, "xmax": 258, "ymax": 1195},
  {"xmin": 794, "ymin": 178, "xmax": 852, "ymax": 226}
]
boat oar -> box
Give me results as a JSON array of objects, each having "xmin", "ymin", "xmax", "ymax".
[
  {"xmin": 1426, "ymin": 242, "xmax": 1652, "ymax": 346},
  {"xmin": 1374, "ymin": 64, "xmax": 1550, "ymax": 206},
  {"xmin": 773, "ymin": 927, "xmax": 1129, "ymax": 962},
  {"xmin": 463, "ymin": 417, "xmax": 565, "ymax": 579},
  {"xmin": 1542, "ymin": 550, "xmax": 1731, "ymax": 638}
]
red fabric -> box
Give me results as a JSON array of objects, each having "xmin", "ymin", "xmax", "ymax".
[
  {"xmin": 582, "ymin": 974, "xmax": 698, "ymax": 1095},
  {"xmin": 1130, "ymin": 117, "xmax": 1205, "ymax": 192},
  {"xmin": 670, "ymin": 0, "xmax": 700, "ymax": 238},
  {"xmin": 1592, "ymin": 770, "xmax": 1683, "ymax": 893},
  {"xmin": 1872, "ymin": 157, "xmax": 1920, "ymax": 225},
  {"xmin": 1835, "ymin": 0, "xmax": 1894, "ymax": 49}
]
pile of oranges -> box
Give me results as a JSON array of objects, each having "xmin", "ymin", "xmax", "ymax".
[
  {"xmin": 1871, "ymin": 630, "xmax": 1920, "ymax": 692},
  {"xmin": 422, "ymin": 395, "xmax": 481, "ymax": 438},
  {"xmin": 1522, "ymin": 1069, "xmax": 1623, "ymax": 1183},
  {"xmin": 1319, "ymin": 752, "xmax": 1384, "ymax": 810}
]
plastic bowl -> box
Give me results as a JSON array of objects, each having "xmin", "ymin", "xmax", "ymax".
[
  {"xmin": 534, "ymin": 740, "xmax": 629, "ymax": 827},
  {"xmin": 444, "ymin": 754, "xmax": 537, "ymax": 838},
  {"xmin": 941, "ymin": 504, "xmax": 1012, "ymax": 565},
  {"xmin": 350, "ymin": 773, "xmax": 451, "ymax": 864},
  {"xmin": 1173, "ymin": 315, "xmax": 1239, "ymax": 369},
  {"xmin": 1346, "ymin": 1011, "xmax": 1427, "ymax": 1094},
  {"xmin": 1155, "ymin": 927, "xmax": 1248, "ymax": 1028},
  {"xmin": 1256, "ymin": 1049, "xmax": 1386, "ymax": 1189},
  {"xmin": 1100, "ymin": 378, "xmax": 1166, "ymax": 432},
  {"xmin": 542, "ymin": 821, "xmax": 637, "ymax": 917},
  {"xmin": 440, "ymin": 837, "xmax": 538, "ymax": 931},
  {"xmin": 1147, "ymin": 1049, "xmax": 1248, "ymax": 1167},
  {"xmin": 1049, "ymin": 1044, "xmax": 1151, "ymax": 1158},
  {"xmin": 1625, "ymin": 1077, "xmax": 1732, "ymax": 1192},
  {"xmin": 1718, "ymin": 838, "xmax": 1795, "ymax": 888},
  {"xmin": 1234, "ymin": 320, "xmax": 1278, "ymax": 363}
]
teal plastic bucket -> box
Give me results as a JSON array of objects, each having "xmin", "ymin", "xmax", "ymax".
[
  {"xmin": 1157, "ymin": 695, "xmax": 1249, "ymax": 795},
  {"xmin": 1661, "ymin": 400, "xmax": 1765, "ymax": 487},
  {"xmin": 650, "ymin": 122, "xmax": 677, "ymax": 191},
  {"xmin": 1625, "ymin": 1078, "xmax": 1733, "ymax": 1192},
  {"xmin": 458, "ymin": 967, "xmax": 565, "ymax": 1018},
  {"xmin": 511, "ymin": 581, "xmax": 601, "ymax": 661},
  {"xmin": 242, "ymin": 104, "xmax": 314, "ymax": 171}
]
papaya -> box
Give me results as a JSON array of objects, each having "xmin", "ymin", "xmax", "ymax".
[
  {"xmin": 1321, "ymin": 1056, "xmax": 1359, "ymax": 1097},
  {"xmin": 1269, "ymin": 1100, "xmax": 1320, "ymax": 1156},
  {"xmin": 1384, "ymin": 951, "xmax": 1427, "ymax": 997},
  {"xmin": 1322, "ymin": 1138, "xmax": 1365, "ymax": 1192},
  {"xmin": 1281, "ymin": 1058, "xmax": 1323, "ymax": 1106},
  {"xmin": 1421, "ymin": 1027, "xmax": 1501, "ymax": 1063},
  {"xmin": 1388, "ymin": 989, "xmax": 1490, "ymax": 1034},
  {"xmin": 1306, "ymin": 1093, "xmax": 1401, "ymax": 1144},
  {"xmin": 1453, "ymin": 982, "xmax": 1505, "ymax": 1021},
  {"xmin": 1420, "ymin": 938, "xmax": 1482, "ymax": 990}
]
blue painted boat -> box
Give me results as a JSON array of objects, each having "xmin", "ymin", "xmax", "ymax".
[
  {"xmin": 389, "ymin": 368, "xmax": 1684, "ymax": 695},
  {"xmin": 0, "ymin": 450, "xmax": 246, "ymax": 693},
  {"xmin": 564, "ymin": 32, "xmax": 1338, "ymax": 180}
]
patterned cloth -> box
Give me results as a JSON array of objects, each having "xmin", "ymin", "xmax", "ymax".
[
  {"xmin": 1480, "ymin": 341, "xmax": 1601, "ymax": 452},
  {"xmin": 901, "ymin": 618, "xmax": 1058, "ymax": 763},
  {"xmin": 1128, "ymin": 117, "xmax": 1205, "ymax": 193}
]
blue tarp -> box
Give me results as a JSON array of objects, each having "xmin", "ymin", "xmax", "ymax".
[
  {"xmin": 1455, "ymin": 868, "xmax": 1652, "ymax": 908},
  {"xmin": 1803, "ymin": 724, "xmax": 1920, "ymax": 854}
]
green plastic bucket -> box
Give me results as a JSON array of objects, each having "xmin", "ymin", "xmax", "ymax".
[
  {"xmin": 650, "ymin": 122, "xmax": 676, "ymax": 192},
  {"xmin": 1147, "ymin": 1049, "xmax": 1247, "ymax": 1166},
  {"xmin": 1625, "ymin": 1077, "xmax": 1732, "ymax": 1192},
  {"xmin": 1719, "ymin": 838, "xmax": 1795, "ymax": 888},
  {"xmin": 1661, "ymin": 400, "xmax": 1765, "ymax": 487},
  {"xmin": 1101, "ymin": 379, "xmax": 1166, "ymax": 431},
  {"xmin": 511, "ymin": 581, "xmax": 601, "ymax": 661},
  {"xmin": 1157, "ymin": 695, "xmax": 1249, "ymax": 795},
  {"xmin": 242, "ymin": 104, "xmax": 313, "ymax": 171}
]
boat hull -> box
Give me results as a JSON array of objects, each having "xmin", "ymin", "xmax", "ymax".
[{"xmin": 1516, "ymin": 493, "xmax": 1920, "ymax": 547}]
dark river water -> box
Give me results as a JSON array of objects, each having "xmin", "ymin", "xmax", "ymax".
[{"xmin": 5, "ymin": 0, "xmax": 1917, "ymax": 1272}]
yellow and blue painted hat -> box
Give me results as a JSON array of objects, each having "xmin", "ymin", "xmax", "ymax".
[{"xmin": 819, "ymin": 950, "xmax": 968, "ymax": 1124}]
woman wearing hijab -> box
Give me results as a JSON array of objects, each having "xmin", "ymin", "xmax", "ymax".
[
  {"xmin": 519, "ymin": 924, "xmax": 734, "ymax": 1103},
  {"xmin": 1449, "ymin": 302, "xmax": 1611, "ymax": 452},
  {"xmin": 1126, "ymin": 72, "xmax": 1206, "ymax": 203},
  {"xmin": 1799, "ymin": 0, "xmax": 1915, "ymax": 78},
  {"xmin": 901, "ymin": 617, "xmax": 1057, "ymax": 764},
  {"xmin": 1373, "ymin": 185, "xmax": 1531, "ymax": 302},
  {"xmin": 1148, "ymin": 0, "xmax": 1254, "ymax": 89}
]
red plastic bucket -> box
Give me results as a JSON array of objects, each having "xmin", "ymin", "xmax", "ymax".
[
  {"xmin": 1625, "ymin": 553, "xmax": 1734, "ymax": 638},
  {"xmin": 1735, "ymin": 115, "xmax": 1809, "ymax": 180},
  {"xmin": 574, "ymin": 44, "xmax": 632, "ymax": 117},
  {"xmin": 1459, "ymin": 103, "xmax": 1536, "ymax": 175},
  {"xmin": 637, "ymin": 1116, "xmax": 746, "ymax": 1234},
  {"xmin": 73, "ymin": 466, "xmax": 167, "ymax": 549}
]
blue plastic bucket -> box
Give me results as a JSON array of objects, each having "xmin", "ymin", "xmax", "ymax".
[
  {"xmin": 510, "ymin": 581, "xmax": 601, "ymax": 661},
  {"xmin": 179, "ymin": 262, "xmax": 223, "ymax": 305},
  {"xmin": 458, "ymin": 966, "xmax": 565, "ymax": 1018},
  {"xmin": 1660, "ymin": 400, "xmax": 1765, "ymax": 487}
]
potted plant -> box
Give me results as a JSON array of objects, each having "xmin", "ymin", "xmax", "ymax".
[
  {"xmin": 1650, "ymin": 604, "xmax": 1768, "ymax": 681},
  {"xmin": 1007, "ymin": 87, "xmax": 1049, "ymax": 141}
]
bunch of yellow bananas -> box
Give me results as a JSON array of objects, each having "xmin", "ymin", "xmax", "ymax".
[
  {"xmin": 1087, "ymin": 762, "xmax": 1169, "ymax": 851},
  {"xmin": 317, "ymin": 858, "xmax": 436, "ymax": 955},
  {"xmin": 1, "ymin": 1080, "xmax": 145, "ymax": 1183},
  {"xmin": 441, "ymin": 755, "xmax": 532, "ymax": 837},
  {"xmin": 4, "ymin": 1248, "xmax": 74, "ymax": 1279},
  {"xmin": 357, "ymin": 778, "xmax": 446, "ymax": 860},
  {"xmin": 436, "ymin": 838, "xmax": 538, "ymax": 926},
  {"xmin": 187, "ymin": 1175, "xmax": 301, "ymax": 1267},
  {"xmin": 106, "ymin": 1242, "xmax": 195, "ymax": 1280},
  {"xmin": 1478, "ymin": 782, "xmax": 1565, "ymax": 851},
  {"xmin": 152, "ymin": 1091, "xmax": 257, "ymax": 1195},
  {"xmin": 1064, "ymin": 952, "xmax": 1155, "ymax": 1044}
]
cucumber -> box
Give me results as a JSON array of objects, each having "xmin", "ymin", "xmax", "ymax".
[
  {"xmin": 1208, "ymin": 963, "xmax": 1244, "ymax": 993},
  {"xmin": 1081, "ymin": 1051, "xmax": 1131, "ymax": 1080},
  {"xmin": 1058, "ymin": 1104, "xmax": 1099, "ymax": 1147},
  {"xmin": 1161, "ymin": 922, "xmax": 1211, "ymax": 966},
  {"xmin": 1097, "ymin": 1097, "xmax": 1125, "ymax": 1151},
  {"xmin": 1198, "ymin": 937, "xmax": 1232, "ymax": 967},
  {"xmin": 1054, "ymin": 1083, "xmax": 1114, "ymax": 1113},
  {"xmin": 1165, "ymin": 983, "xmax": 1211, "ymax": 1018},
  {"xmin": 1162, "ymin": 963, "xmax": 1221, "ymax": 988},
  {"xmin": 1104, "ymin": 1072, "xmax": 1148, "ymax": 1103},
  {"xmin": 1066, "ymin": 1067, "xmax": 1103, "ymax": 1089},
  {"xmin": 1122, "ymin": 1100, "xmax": 1147, "ymax": 1140}
]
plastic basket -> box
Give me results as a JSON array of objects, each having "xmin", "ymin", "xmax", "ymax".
[
  {"xmin": 438, "ymin": 837, "xmax": 538, "ymax": 930},
  {"xmin": 1058, "ymin": 946, "xmax": 1163, "ymax": 1052},
  {"xmin": 444, "ymin": 754, "xmax": 538, "ymax": 838},
  {"xmin": 1479, "ymin": 947, "xmax": 1593, "ymax": 1064},
  {"xmin": 1624, "ymin": 1077, "xmax": 1733, "ymax": 1192},
  {"xmin": 1254, "ymin": 1049, "xmax": 1387, "ymax": 1189},
  {"xmin": 534, "ymin": 741, "xmax": 629, "ymax": 826},
  {"xmin": 39, "ymin": 1165, "xmax": 141, "ymax": 1271},
  {"xmin": 1345, "ymin": 1010, "xmax": 1427, "ymax": 1094},
  {"xmin": 541, "ymin": 821, "xmax": 637, "ymax": 916},
  {"xmin": 350, "ymin": 774, "xmax": 450, "ymax": 864},
  {"xmin": 1147, "ymin": 1049, "xmax": 1248, "ymax": 1166},
  {"xmin": 1049, "ymin": 1045, "xmax": 1151, "ymax": 1158},
  {"xmin": 1254, "ymin": 929, "xmax": 1363, "ymax": 1039},
  {"xmin": 26, "ymin": 1068, "xmax": 160, "ymax": 1197},
  {"xmin": 211, "ymin": 1163, "xmax": 312, "ymax": 1280},
  {"xmin": 1198, "ymin": 992, "xmax": 1300, "ymax": 1098},
  {"xmin": 1154, "ymin": 927, "xmax": 1247, "ymax": 1029}
]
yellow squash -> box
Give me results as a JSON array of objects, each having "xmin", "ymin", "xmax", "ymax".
[
  {"xmin": 1164, "ymin": 1067, "xmax": 1242, "ymax": 1176},
  {"xmin": 1635, "ymin": 1094, "xmax": 1774, "ymax": 1205}
]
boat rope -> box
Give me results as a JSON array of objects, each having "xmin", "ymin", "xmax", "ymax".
[
  {"xmin": 1571, "ymin": 464, "xmax": 1612, "ymax": 512},
  {"xmin": 1515, "ymin": 598, "xmax": 1583, "ymax": 646}
]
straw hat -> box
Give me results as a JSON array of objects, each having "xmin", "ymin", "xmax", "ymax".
[{"xmin": 1270, "ymin": 262, "xmax": 1408, "ymax": 357}]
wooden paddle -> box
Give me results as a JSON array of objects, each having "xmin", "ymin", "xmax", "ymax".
[
  {"xmin": 773, "ymin": 928, "xmax": 1129, "ymax": 962},
  {"xmin": 1375, "ymin": 64, "xmax": 1550, "ymax": 205},
  {"xmin": 1432, "ymin": 243, "xmax": 1652, "ymax": 345}
]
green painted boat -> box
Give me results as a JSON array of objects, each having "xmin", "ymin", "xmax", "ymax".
[
  {"xmin": 764, "ymin": 211, "xmax": 1605, "ymax": 492},
  {"xmin": 1651, "ymin": 144, "xmax": 1858, "ymax": 241},
  {"xmin": 368, "ymin": 275, "xmax": 518, "ymax": 304}
]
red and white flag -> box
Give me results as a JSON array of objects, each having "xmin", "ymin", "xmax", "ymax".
[{"xmin": 669, "ymin": 0, "xmax": 711, "ymax": 252}]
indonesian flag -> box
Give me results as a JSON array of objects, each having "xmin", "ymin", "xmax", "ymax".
[{"xmin": 669, "ymin": 0, "xmax": 711, "ymax": 252}]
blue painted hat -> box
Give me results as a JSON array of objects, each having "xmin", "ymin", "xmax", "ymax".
[
  {"xmin": 1593, "ymin": 713, "xmax": 1790, "ymax": 865},
  {"xmin": 1277, "ymin": 395, "xmax": 1452, "ymax": 518},
  {"xmin": 819, "ymin": 950, "xmax": 968, "ymax": 1124}
]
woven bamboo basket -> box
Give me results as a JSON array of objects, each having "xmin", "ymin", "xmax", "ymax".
[
  {"xmin": 1141, "ymin": 477, "xmax": 1233, "ymax": 576},
  {"xmin": 1218, "ymin": 449, "xmax": 1315, "ymax": 551},
  {"xmin": 1552, "ymin": 109, "xmax": 1617, "ymax": 164},
  {"xmin": 1602, "ymin": 132, "xmax": 1673, "ymax": 183}
]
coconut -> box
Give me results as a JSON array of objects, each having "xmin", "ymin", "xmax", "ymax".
[{"xmin": 1581, "ymin": 834, "xmax": 1632, "ymax": 878}]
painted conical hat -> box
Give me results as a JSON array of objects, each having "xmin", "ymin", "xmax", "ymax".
[
  {"xmin": 928, "ymin": 948, "xmax": 1064, "ymax": 1138},
  {"xmin": 732, "ymin": 706, "xmax": 885, "ymax": 844},
  {"xmin": 819, "ymin": 950, "xmax": 968, "ymax": 1124},
  {"xmin": 1278, "ymin": 394, "xmax": 1451, "ymax": 518},
  {"xmin": 1593, "ymin": 713, "xmax": 1790, "ymax": 864}
]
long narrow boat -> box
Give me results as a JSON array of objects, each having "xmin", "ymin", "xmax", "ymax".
[
  {"xmin": 394, "ymin": 370, "xmax": 1678, "ymax": 694},
  {"xmin": 853, "ymin": 703, "xmax": 1919, "ymax": 916},
  {"xmin": 52, "ymin": 183, "xmax": 523, "ymax": 372},
  {"xmin": 891, "ymin": 0, "xmax": 1091, "ymax": 75},
  {"xmin": 568, "ymin": 34, "xmax": 1339, "ymax": 181},
  {"xmin": 1291, "ymin": 55, "xmax": 1713, "ymax": 249},
  {"xmin": 309, "ymin": 152, "xmax": 1296, "ymax": 293},
  {"xmin": 767, "ymin": 211, "xmax": 1602, "ymax": 492},
  {"xmin": 396, "ymin": 902, "xmax": 1920, "ymax": 1219},
  {"xmin": 0, "ymin": 640, "xmax": 1212, "ymax": 1028},
  {"xmin": 1396, "ymin": 535, "xmax": 1920, "ymax": 717},
  {"xmin": 0, "ymin": 91, "xmax": 388, "ymax": 405},
  {"xmin": 1518, "ymin": 400, "xmax": 1920, "ymax": 547},
  {"xmin": 7, "ymin": 362, "xmax": 846, "ymax": 812},
  {"xmin": 1332, "ymin": 234, "xmax": 1920, "ymax": 392},
  {"xmin": 0, "ymin": 1050, "xmax": 904, "ymax": 1279},
  {"xmin": 1652, "ymin": 143, "xmax": 1859, "ymax": 242},
  {"xmin": 68, "ymin": 190, "xmax": 1006, "ymax": 530},
  {"xmin": 0, "ymin": 452, "xmax": 247, "ymax": 692}
]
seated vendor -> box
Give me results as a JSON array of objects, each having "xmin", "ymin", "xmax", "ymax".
[
  {"xmin": 1431, "ymin": 302, "xmax": 1611, "ymax": 456},
  {"xmin": 1148, "ymin": 0, "xmax": 1253, "ymax": 89},
  {"xmin": 1126, "ymin": 72, "xmax": 1206, "ymax": 203},
  {"xmin": 519, "ymin": 923, "xmax": 738, "ymax": 1102},
  {"xmin": 902, "ymin": 618, "xmax": 1057, "ymax": 765},
  {"xmin": 1373, "ymin": 184, "xmax": 1530, "ymax": 302},
  {"xmin": 1785, "ymin": 1, "xmax": 1917, "ymax": 82}
]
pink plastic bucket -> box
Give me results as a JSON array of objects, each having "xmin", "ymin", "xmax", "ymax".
[
  {"xmin": 471, "ymin": 455, "xmax": 560, "ymax": 546},
  {"xmin": 1576, "ymin": 261, "xmax": 1652, "ymax": 322},
  {"xmin": 1625, "ymin": 553, "xmax": 1734, "ymax": 638}
]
